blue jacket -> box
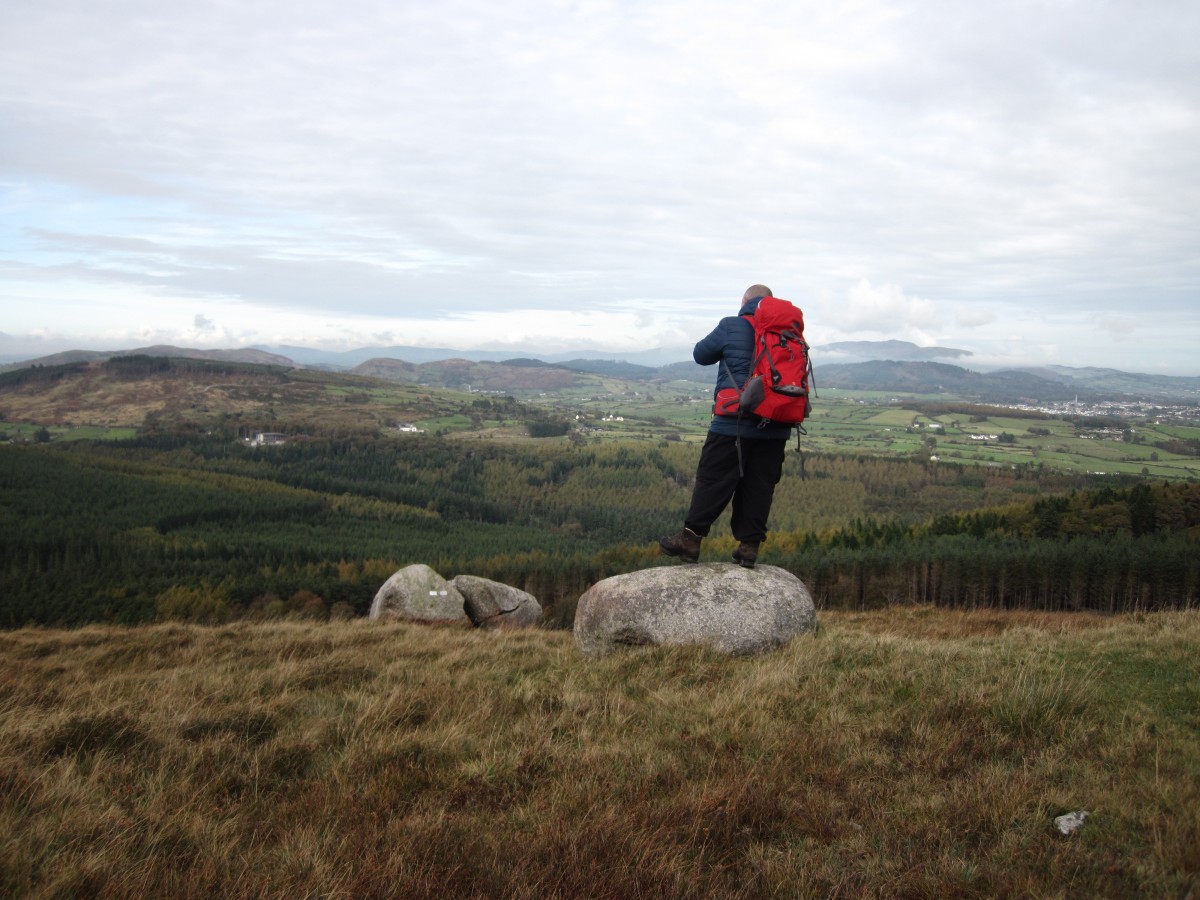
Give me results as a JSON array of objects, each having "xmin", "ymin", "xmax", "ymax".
[{"xmin": 694, "ymin": 296, "xmax": 793, "ymax": 440}]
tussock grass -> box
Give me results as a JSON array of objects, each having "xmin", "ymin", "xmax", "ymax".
[{"xmin": 1, "ymin": 610, "xmax": 1197, "ymax": 898}]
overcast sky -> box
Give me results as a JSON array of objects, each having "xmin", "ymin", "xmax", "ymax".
[{"xmin": 2, "ymin": 0, "xmax": 1198, "ymax": 373}]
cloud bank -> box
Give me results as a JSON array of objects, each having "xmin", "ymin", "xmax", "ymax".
[{"xmin": 1, "ymin": 0, "xmax": 1197, "ymax": 372}]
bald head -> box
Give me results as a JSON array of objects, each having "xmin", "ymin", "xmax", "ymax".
[{"xmin": 742, "ymin": 284, "xmax": 773, "ymax": 303}]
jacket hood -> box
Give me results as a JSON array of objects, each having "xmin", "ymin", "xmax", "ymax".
[{"xmin": 739, "ymin": 295, "xmax": 767, "ymax": 316}]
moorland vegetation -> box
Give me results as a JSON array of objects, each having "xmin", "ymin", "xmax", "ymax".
[{"xmin": 2, "ymin": 610, "xmax": 1197, "ymax": 897}]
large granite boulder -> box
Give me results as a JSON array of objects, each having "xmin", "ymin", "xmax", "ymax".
[
  {"xmin": 369, "ymin": 564, "xmax": 469, "ymax": 624},
  {"xmin": 574, "ymin": 563, "xmax": 816, "ymax": 656},
  {"xmin": 453, "ymin": 575, "xmax": 542, "ymax": 629}
]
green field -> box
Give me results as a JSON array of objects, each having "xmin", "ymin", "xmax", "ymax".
[
  {"xmin": 4, "ymin": 357, "xmax": 1196, "ymax": 481},
  {"xmin": 1, "ymin": 422, "xmax": 139, "ymax": 442},
  {"xmin": 15, "ymin": 389, "xmax": 1198, "ymax": 480},
  {"xmin": 517, "ymin": 392, "xmax": 1200, "ymax": 482},
  {"xmin": 469, "ymin": 372, "xmax": 1199, "ymax": 481},
  {"xmin": 791, "ymin": 397, "xmax": 1200, "ymax": 481}
]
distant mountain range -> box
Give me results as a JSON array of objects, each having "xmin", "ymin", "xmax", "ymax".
[
  {"xmin": 257, "ymin": 339, "xmax": 975, "ymax": 369},
  {"xmin": 41, "ymin": 338, "xmax": 963, "ymax": 375},
  {"xmin": 253, "ymin": 343, "xmax": 695, "ymax": 369},
  {"xmin": 815, "ymin": 361, "xmax": 1200, "ymax": 403},
  {"xmin": 354, "ymin": 356, "xmax": 1199, "ymax": 404},
  {"xmin": 816, "ymin": 361, "xmax": 1074, "ymax": 402},
  {"xmin": 4, "ymin": 341, "xmax": 1198, "ymax": 404},
  {"xmin": 0, "ymin": 345, "xmax": 294, "ymax": 369}
]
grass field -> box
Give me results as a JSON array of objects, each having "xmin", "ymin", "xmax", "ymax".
[
  {"xmin": 518, "ymin": 385, "xmax": 1200, "ymax": 480},
  {"xmin": 3, "ymin": 608, "xmax": 1197, "ymax": 898},
  {"xmin": 0, "ymin": 423, "xmax": 139, "ymax": 442},
  {"xmin": 798, "ymin": 397, "xmax": 1200, "ymax": 481}
]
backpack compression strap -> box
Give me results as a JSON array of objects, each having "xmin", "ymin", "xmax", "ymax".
[{"xmin": 720, "ymin": 356, "xmax": 748, "ymax": 478}]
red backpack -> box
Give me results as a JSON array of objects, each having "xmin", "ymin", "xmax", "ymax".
[{"xmin": 714, "ymin": 296, "xmax": 813, "ymax": 426}]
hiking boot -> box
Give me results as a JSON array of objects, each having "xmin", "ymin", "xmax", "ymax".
[
  {"xmin": 659, "ymin": 528, "xmax": 702, "ymax": 563},
  {"xmin": 732, "ymin": 541, "xmax": 760, "ymax": 569}
]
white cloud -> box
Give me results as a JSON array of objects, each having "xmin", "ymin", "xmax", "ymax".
[
  {"xmin": 956, "ymin": 306, "xmax": 997, "ymax": 329},
  {"xmin": 839, "ymin": 280, "xmax": 940, "ymax": 336},
  {"xmin": 0, "ymin": 0, "xmax": 1197, "ymax": 373},
  {"xmin": 1094, "ymin": 316, "xmax": 1137, "ymax": 342}
]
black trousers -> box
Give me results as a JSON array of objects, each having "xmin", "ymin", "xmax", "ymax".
[{"xmin": 684, "ymin": 433, "xmax": 787, "ymax": 543}]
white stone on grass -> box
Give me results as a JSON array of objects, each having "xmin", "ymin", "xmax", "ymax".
[{"xmin": 369, "ymin": 564, "xmax": 469, "ymax": 625}]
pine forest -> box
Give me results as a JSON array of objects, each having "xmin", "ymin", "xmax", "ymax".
[{"xmin": 3, "ymin": 428, "xmax": 1197, "ymax": 628}]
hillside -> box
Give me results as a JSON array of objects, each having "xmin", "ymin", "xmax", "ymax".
[
  {"xmin": 817, "ymin": 361, "xmax": 1080, "ymax": 401},
  {"xmin": 352, "ymin": 356, "xmax": 579, "ymax": 392},
  {"xmin": 816, "ymin": 360, "xmax": 1200, "ymax": 403},
  {"xmin": 1025, "ymin": 365, "xmax": 1200, "ymax": 401},
  {"xmin": 0, "ymin": 353, "xmax": 715, "ymax": 448},
  {"xmin": 2, "ymin": 610, "xmax": 1197, "ymax": 897},
  {"xmin": 353, "ymin": 355, "xmax": 716, "ymax": 392},
  {"xmin": 0, "ymin": 345, "xmax": 294, "ymax": 371},
  {"xmin": 6, "ymin": 341, "xmax": 1200, "ymax": 403},
  {"xmin": 4, "ymin": 425, "xmax": 1196, "ymax": 628},
  {"xmin": 0, "ymin": 356, "xmax": 451, "ymax": 432}
]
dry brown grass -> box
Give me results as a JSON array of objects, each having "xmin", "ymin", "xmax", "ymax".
[{"xmin": 2, "ymin": 609, "xmax": 1197, "ymax": 898}]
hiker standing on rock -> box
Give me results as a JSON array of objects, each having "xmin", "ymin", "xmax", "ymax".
[{"xmin": 660, "ymin": 284, "xmax": 804, "ymax": 569}]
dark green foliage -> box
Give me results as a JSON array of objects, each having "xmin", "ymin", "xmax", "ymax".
[
  {"xmin": 782, "ymin": 481, "xmax": 1200, "ymax": 611},
  {"xmin": 913, "ymin": 401, "xmax": 1053, "ymax": 421},
  {"xmin": 103, "ymin": 355, "xmax": 172, "ymax": 377},
  {"xmin": 0, "ymin": 362, "xmax": 88, "ymax": 388},
  {"xmin": 1154, "ymin": 438, "xmax": 1200, "ymax": 457},
  {"xmin": 0, "ymin": 438, "xmax": 655, "ymax": 626},
  {"xmin": 1, "ymin": 437, "xmax": 1196, "ymax": 627},
  {"xmin": 103, "ymin": 355, "xmax": 290, "ymax": 380},
  {"xmin": 526, "ymin": 419, "xmax": 571, "ymax": 437}
]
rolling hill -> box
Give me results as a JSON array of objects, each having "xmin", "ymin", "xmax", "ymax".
[
  {"xmin": 1013, "ymin": 365, "xmax": 1200, "ymax": 402},
  {"xmin": 0, "ymin": 356, "xmax": 447, "ymax": 432},
  {"xmin": 352, "ymin": 357, "xmax": 579, "ymax": 392},
  {"xmin": 0, "ymin": 345, "xmax": 295, "ymax": 371},
  {"xmin": 815, "ymin": 361, "xmax": 1200, "ymax": 403},
  {"xmin": 5, "ymin": 341, "xmax": 1199, "ymax": 410},
  {"xmin": 815, "ymin": 361, "xmax": 1083, "ymax": 401}
]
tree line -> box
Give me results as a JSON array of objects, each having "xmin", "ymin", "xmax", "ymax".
[
  {"xmin": 769, "ymin": 482, "xmax": 1199, "ymax": 611},
  {"xmin": 1, "ymin": 436, "xmax": 1194, "ymax": 627}
]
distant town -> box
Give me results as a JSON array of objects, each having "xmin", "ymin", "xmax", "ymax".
[{"xmin": 1003, "ymin": 398, "xmax": 1200, "ymax": 423}]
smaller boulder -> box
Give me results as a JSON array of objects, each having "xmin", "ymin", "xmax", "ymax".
[
  {"xmin": 453, "ymin": 575, "xmax": 542, "ymax": 629},
  {"xmin": 369, "ymin": 564, "xmax": 469, "ymax": 624}
]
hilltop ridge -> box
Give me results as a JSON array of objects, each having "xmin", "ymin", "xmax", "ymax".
[
  {"xmin": 5, "ymin": 342, "xmax": 1200, "ymax": 404},
  {"xmin": 0, "ymin": 345, "xmax": 296, "ymax": 370}
]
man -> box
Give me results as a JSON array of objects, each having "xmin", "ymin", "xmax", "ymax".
[{"xmin": 659, "ymin": 284, "xmax": 793, "ymax": 568}]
